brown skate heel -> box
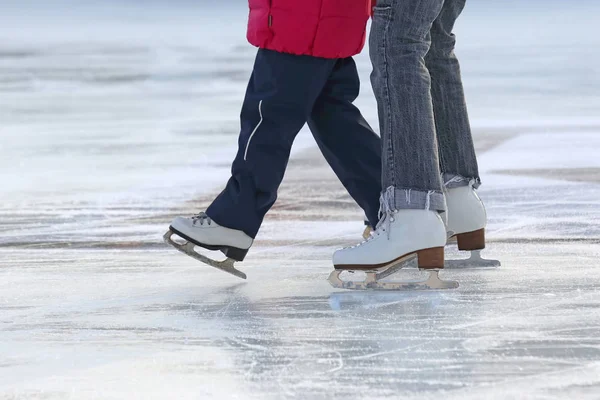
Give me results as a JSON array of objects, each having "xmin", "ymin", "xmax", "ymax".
[
  {"xmin": 417, "ymin": 247, "xmax": 445, "ymax": 270},
  {"xmin": 456, "ymin": 229, "xmax": 485, "ymax": 251}
]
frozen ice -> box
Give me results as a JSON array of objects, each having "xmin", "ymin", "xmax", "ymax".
[{"xmin": 1, "ymin": 1, "xmax": 600, "ymax": 399}]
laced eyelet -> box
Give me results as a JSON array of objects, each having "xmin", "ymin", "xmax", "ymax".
[{"xmin": 192, "ymin": 212, "xmax": 212, "ymax": 227}]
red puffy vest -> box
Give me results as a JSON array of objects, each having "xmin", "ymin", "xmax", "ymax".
[{"xmin": 247, "ymin": 0, "xmax": 374, "ymax": 59}]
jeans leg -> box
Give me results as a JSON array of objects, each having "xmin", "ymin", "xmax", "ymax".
[
  {"xmin": 207, "ymin": 49, "xmax": 334, "ymax": 238},
  {"xmin": 370, "ymin": 0, "xmax": 446, "ymax": 212},
  {"xmin": 307, "ymin": 57, "xmax": 382, "ymax": 228},
  {"xmin": 425, "ymin": 0, "xmax": 480, "ymax": 189}
]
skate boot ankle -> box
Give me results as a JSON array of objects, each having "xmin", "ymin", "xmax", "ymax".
[
  {"xmin": 444, "ymin": 185, "xmax": 500, "ymax": 268},
  {"xmin": 169, "ymin": 212, "xmax": 253, "ymax": 261},
  {"xmin": 329, "ymin": 210, "xmax": 458, "ymax": 290}
]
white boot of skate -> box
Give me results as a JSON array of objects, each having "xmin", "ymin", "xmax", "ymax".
[
  {"xmin": 163, "ymin": 212, "xmax": 253, "ymax": 279},
  {"xmin": 329, "ymin": 210, "xmax": 458, "ymax": 290},
  {"xmin": 444, "ymin": 185, "xmax": 500, "ymax": 268}
]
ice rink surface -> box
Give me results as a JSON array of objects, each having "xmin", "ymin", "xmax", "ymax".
[{"xmin": 1, "ymin": 1, "xmax": 600, "ymax": 399}]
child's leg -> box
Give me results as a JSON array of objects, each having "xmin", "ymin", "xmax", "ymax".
[
  {"xmin": 307, "ymin": 57, "xmax": 382, "ymax": 228},
  {"xmin": 206, "ymin": 49, "xmax": 336, "ymax": 238}
]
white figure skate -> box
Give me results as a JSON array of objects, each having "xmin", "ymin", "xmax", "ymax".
[
  {"xmin": 361, "ymin": 185, "xmax": 500, "ymax": 269},
  {"xmin": 329, "ymin": 210, "xmax": 458, "ymax": 291},
  {"xmin": 163, "ymin": 212, "xmax": 253, "ymax": 279},
  {"xmin": 444, "ymin": 185, "xmax": 500, "ymax": 268}
]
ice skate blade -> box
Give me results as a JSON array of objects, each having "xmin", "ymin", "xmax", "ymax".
[
  {"xmin": 445, "ymin": 250, "xmax": 501, "ymax": 269},
  {"xmin": 328, "ymin": 269, "xmax": 458, "ymax": 291},
  {"xmin": 163, "ymin": 231, "xmax": 247, "ymax": 280},
  {"xmin": 374, "ymin": 255, "xmax": 418, "ymax": 281}
]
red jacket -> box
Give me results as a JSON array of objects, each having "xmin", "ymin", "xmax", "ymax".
[{"xmin": 247, "ymin": 0, "xmax": 375, "ymax": 59}]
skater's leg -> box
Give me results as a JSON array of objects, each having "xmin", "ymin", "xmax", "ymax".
[
  {"xmin": 425, "ymin": 0, "xmax": 480, "ymax": 189},
  {"xmin": 370, "ymin": 0, "xmax": 446, "ymax": 212},
  {"xmin": 332, "ymin": 0, "xmax": 452, "ymax": 274},
  {"xmin": 307, "ymin": 57, "xmax": 382, "ymax": 228},
  {"xmin": 424, "ymin": 0, "xmax": 493, "ymax": 260},
  {"xmin": 206, "ymin": 49, "xmax": 335, "ymax": 238}
]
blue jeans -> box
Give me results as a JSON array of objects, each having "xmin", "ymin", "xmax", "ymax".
[
  {"xmin": 370, "ymin": 0, "xmax": 480, "ymax": 212},
  {"xmin": 207, "ymin": 49, "xmax": 382, "ymax": 238}
]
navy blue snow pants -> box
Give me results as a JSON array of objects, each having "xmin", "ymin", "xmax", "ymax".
[{"xmin": 206, "ymin": 49, "xmax": 382, "ymax": 238}]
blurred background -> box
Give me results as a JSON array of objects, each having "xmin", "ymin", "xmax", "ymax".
[{"xmin": 1, "ymin": 0, "xmax": 599, "ymax": 231}]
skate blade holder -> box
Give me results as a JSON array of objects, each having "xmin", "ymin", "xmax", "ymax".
[
  {"xmin": 374, "ymin": 251, "xmax": 501, "ymax": 272},
  {"xmin": 328, "ymin": 269, "xmax": 458, "ymax": 291},
  {"xmin": 444, "ymin": 249, "xmax": 501, "ymax": 269},
  {"xmin": 163, "ymin": 230, "xmax": 247, "ymax": 280},
  {"xmin": 445, "ymin": 232, "xmax": 500, "ymax": 269},
  {"xmin": 328, "ymin": 257, "xmax": 459, "ymax": 291}
]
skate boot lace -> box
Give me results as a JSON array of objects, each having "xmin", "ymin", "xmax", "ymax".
[
  {"xmin": 376, "ymin": 211, "xmax": 396, "ymax": 241},
  {"xmin": 349, "ymin": 211, "xmax": 396, "ymax": 249},
  {"xmin": 191, "ymin": 212, "xmax": 212, "ymax": 226}
]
